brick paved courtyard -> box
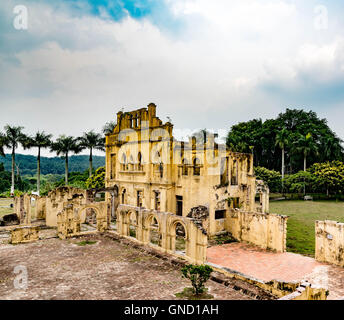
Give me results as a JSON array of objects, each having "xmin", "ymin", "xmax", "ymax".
[{"xmin": 207, "ymin": 242, "xmax": 344, "ymax": 300}]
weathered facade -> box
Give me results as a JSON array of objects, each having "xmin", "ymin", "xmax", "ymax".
[{"xmin": 105, "ymin": 103, "xmax": 270, "ymax": 237}]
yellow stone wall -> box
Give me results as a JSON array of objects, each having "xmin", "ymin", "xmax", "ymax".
[
  {"xmin": 11, "ymin": 226, "xmax": 39, "ymax": 244},
  {"xmin": 226, "ymin": 209, "xmax": 288, "ymax": 252},
  {"xmin": 315, "ymin": 220, "xmax": 344, "ymax": 267}
]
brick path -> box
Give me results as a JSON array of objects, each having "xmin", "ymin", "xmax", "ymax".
[{"xmin": 207, "ymin": 242, "xmax": 344, "ymax": 299}]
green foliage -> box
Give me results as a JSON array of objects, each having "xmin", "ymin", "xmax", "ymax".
[
  {"xmin": 76, "ymin": 240, "xmax": 97, "ymax": 246},
  {"xmin": 0, "ymin": 154, "xmax": 105, "ymax": 175},
  {"xmin": 226, "ymin": 109, "xmax": 343, "ymax": 173},
  {"xmin": 254, "ymin": 166, "xmax": 282, "ymax": 192},
  {"xmin": 86, "ymin": 167, "xmax": 105, "ymax": 189},
  {"xmin": 309, "ymin": 161, "xmax": 344, "ymax": 195},
  {"xmin": 181, "ymin": 264, "xmax": 213, "ymax": 295},
  {"xmin": 283, "ymin": 171, "xmax": 316, "ymax": 193},
  {"xmin": 55, "ymin": 170, "xmax": 89, "ymax": 189}
]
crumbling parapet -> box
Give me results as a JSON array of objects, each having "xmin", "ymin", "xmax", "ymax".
[{"xmin": 10, "ymin": 226, "xmax": 39, "ymax": 244}]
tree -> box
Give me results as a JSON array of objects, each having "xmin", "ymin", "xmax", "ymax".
[
  {"xmin": 283, "ymin": 171, "xmax": 316, "ymax": 194},
  {"xmin": 275, "ymin": 128, "xmax": 290, "ymax": 187},
  {"xmin": 254, "ymin": 166, "xmax": 282, "ymax": 193},
  {"xmin": 181, "ymin": 264, "xmax": 213, "ymax": 296},
  {"xmin": 79, "ymin": 131, "xmax": 105, "ymax": 177},
  {"xmin": 0, "ymin": 133, "xmax": 6, "ymax": 157},
  {"xmin": 2, "ymin": 125, "xmax": 27, "ymax": 194},
  {"xmin": 23, "ymin": 131, "xmax": 52, "ymax": 195},
  {"xmin": 309, "ymin": 161, "xmax": 344, "ymax": 196},
  {"xmin": 86, "ymin": 167, "xmax": 105, "ymax": 189},
  {"xmin": 102, "ymin": 121, "xmax": 116, "ymax": 135},
  {"xmin": 50, "ymin": 135, "xmax": 82, "ymax": 185},
  {"xmin": 294, "ymin": 133, "xmax": 318, "ymax": 171},
  {"xmin": 226, "ymin": 109, "xmax": 344, "ymax": 173}
]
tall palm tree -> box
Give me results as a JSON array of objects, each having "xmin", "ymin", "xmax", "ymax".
[
  {"xmin": 295, "ymin": 133, "xmax": 318, "ymax": 195},
  {"xmin": 275, "ymin": 128, "xmax": 290, "ymax": 186},
  {"xmin": 24, "ymin": 131, "xmax": 52, "ymax": 195},
  {"xmin": 3, "ymin": 126, "xmax": 27, "ymax": 194},
  {"xmin": 51, "ymin": 135, "xmax": 82, "ymax": 185},
  {"xmin": 295, "ymin": 133, "xmax": 318, "ymax": 171},
  {"xmin": 102, "ymin": 121, "xmax": 116, "ymax": 135},
  {"xmin": 79, "ymin": 131, "xmax": 105, "ymax": 177}
]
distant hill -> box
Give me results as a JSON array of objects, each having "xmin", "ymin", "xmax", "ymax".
[{"xmin": 0, "ymin": 154, "xmax": 105, "ymax": 176}]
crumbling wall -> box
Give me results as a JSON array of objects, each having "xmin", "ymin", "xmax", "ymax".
[
  {"xmin": 13, "ymin": 194, "xmax": 31, "ymax": 225},
  {"xmin": 116, "ymin": 204, "xmax": 208, "ymax": 264},
  {"xmin": 279, "ymin": 281, "xmax": 328, "ymax": 300},
  {"xmin": 57, "ymin": 201, "xmax": 109, "ymax": 239},
  {"xmin": 57, "ymin": 204, "xmax": 80, "ymax": 239},
  {"xmin": 46, "ymin": 187, "xmax": 87, "ymax": 227},
  {"xmin": 315, "ymin": 220, "xmax": 344, "ymax": 267},
  {"xmin": 11, "ymin": 226, "xmax": 39, "ymax": 244},
  {"xmin": 226, "ymin": 209, "xmax": 288, "ymax": 252}
]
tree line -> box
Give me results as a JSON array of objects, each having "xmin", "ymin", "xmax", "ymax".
[
  {"xmin": 0, "ymin": 121, "xmax": 116, "ymax": 195},
  {"xmin": 226, "ymin": 109, "xmax": 344, "ymax": 177}
]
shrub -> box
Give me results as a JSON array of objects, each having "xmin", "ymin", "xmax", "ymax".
[
  {"xmin": 254, "ymin": 166, "xmax": 282, "ymax": 192},
  {"xmin": 181, "ymin": 264, "xmax": 213, "ymax": 295}
]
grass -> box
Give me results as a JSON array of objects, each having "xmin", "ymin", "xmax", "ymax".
[
  {"xmin": 175, "ymin": 287, "xmax": 214, "ymax": 300},
  {"xmin": 76, "ymin": 240, "xmax": 97, "ymax": 246},
  {"xmin": 270, "ymin": 200, "xmax": 344, "ymax": 256}
]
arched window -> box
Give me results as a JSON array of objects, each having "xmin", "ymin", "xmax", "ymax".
[
  {"xmin": 121, "ymin": 154, "xmax": 127, "ymax": 171},
  {"xmin": 193, "ymin": 158, "xmax": 200, "ymax": 176},
  {"xmin": 121, "ymin": 189, "xmax": 126, "ymax": 204},
  {"xmin": 182, "ymin": 159, "xmax": 188, "ymax": 176},
  {"xmin": 138, "ymin": 152, "xmax": 143, "ymax": 171}
]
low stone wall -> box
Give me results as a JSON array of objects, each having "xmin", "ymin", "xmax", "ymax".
[
  {"xmin": 11, "ymin": 226, "xmax": 39, "ymax": 244},
  {"xmin": 226, "ymin": 209, "xmax": 288, "ymax": 252},
  {"xmin": 116, "ymin": 204, "xmax": 208, "ymax": 264},
  {"xmin": 315, "ymin": 220, "xmax": 344, "ymax": 267},
  {"xmin": 279, "ymin": 281, "xmax": 328, "ymax": 300}
]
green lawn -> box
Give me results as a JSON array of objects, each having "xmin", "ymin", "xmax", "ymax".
[
  {"xmin": 0, "ymin": 198, "xmax": 13, "ymax": 218},
  {"xmin": 270, "ymin": 200, "xmax": 344, "ymax": 256}
]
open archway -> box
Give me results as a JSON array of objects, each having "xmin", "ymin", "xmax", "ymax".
[
  {"xmin": 147, "ymin": 215, "xmax": 161, "ymax": 247},
  {"xmin": 129, "ymin": 211, "xmax": 138, "ymax": 238}
]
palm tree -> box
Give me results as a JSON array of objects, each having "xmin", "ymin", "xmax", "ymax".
[
  {"xmin": 295, "ymin": 133, "xmax": 318, "ymax": 171},
  {"xmin": 102, "ymin": 121, "xmax": 116, "ymax": 135},
  {"xmin": 275, "ymin": 128, "xmax": 290, "ymax": 187},
  {"xmin": 24, "ymin": 131, "xmax": 52, "ymax": 195},
  {"xmin": 295, "ymin": 133, "xmax": 318, "ymax": 195},
  {"xmin": 51, "ymin": 135, "xmax": 82, "ymax": 185},
  {"xmin": 79, "ymin": 131, "xmax": 105, "ymax": 177},
  {"xmin": 3, "ymin": 126, "xmax": 27, "ymax": 194},
  {"xmin": 0, "ymin": 133, "xmax": 6, "ymax": 157}
]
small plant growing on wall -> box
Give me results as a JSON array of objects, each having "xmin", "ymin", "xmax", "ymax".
[{"xmin": 179, "ymin": 264, "xmax": 213, "ymax": 298}]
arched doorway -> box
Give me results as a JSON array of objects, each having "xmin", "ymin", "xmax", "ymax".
[{"xmin": 148, "ymin": 216, "xmax": 160, "ymax": 247}]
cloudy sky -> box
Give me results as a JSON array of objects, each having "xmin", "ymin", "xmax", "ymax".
[{"xmin": 1, "ymin": 0, "xmax": 344, "ymax": 156}]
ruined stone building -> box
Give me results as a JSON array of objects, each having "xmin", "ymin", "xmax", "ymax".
[{"xmin": 105, "ymin": 103, "xmax": 269, "ymax": 236}]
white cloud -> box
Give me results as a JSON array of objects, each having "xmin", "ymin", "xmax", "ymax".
[{"xmin": 1, "ymin": 0, "xmax": 344, "ymax": 158}]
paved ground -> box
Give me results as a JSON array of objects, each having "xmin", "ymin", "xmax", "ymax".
[
  {"xmin": 0, "ymin": 234, "xmax": 255, "ymax": 300},
  {"xmin": 207, "ymin": 242, "xmax": 344, "ymax": 300}
]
